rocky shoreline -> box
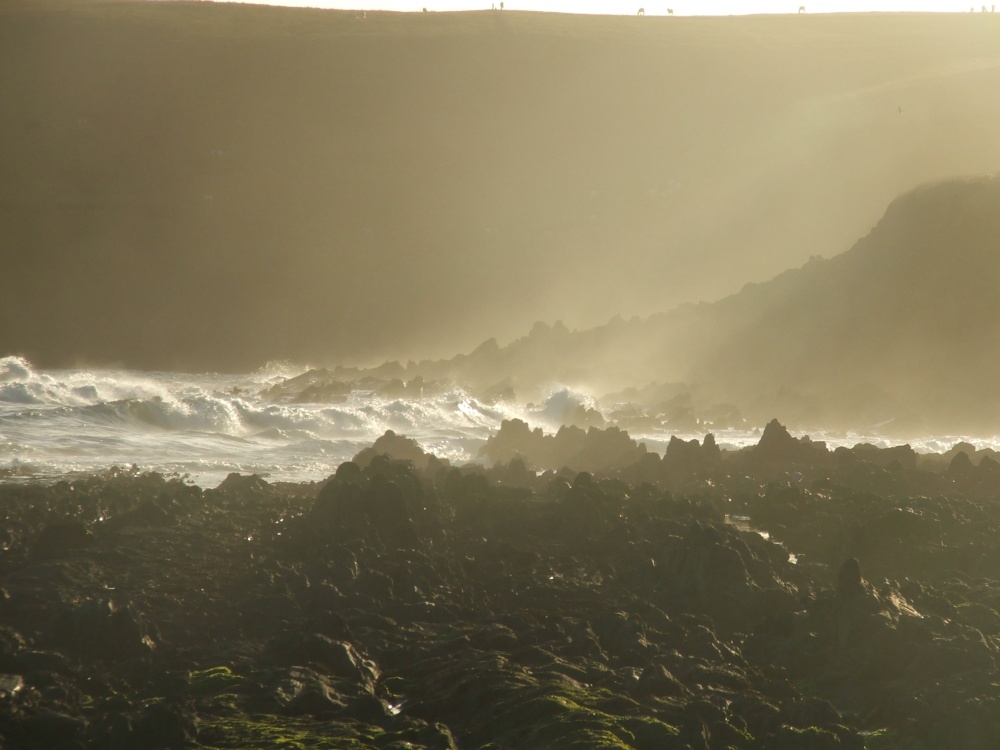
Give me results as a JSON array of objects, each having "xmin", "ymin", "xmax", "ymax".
[{"xmin": 2, "ymin": 421, "xmax": 1000, "ymax": 748}]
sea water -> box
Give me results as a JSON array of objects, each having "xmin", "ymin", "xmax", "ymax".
[
  {"xmin": 0, "ymin": 356, "xmax": 524, "ymax": 486},
  {"xmin": 1, "ymin": 355, "xmax": 996, "ymax": 488}
]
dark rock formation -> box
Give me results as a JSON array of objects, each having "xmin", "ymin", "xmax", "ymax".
[
  {"xmin": 4, "ymin": 433, "xmax": 1000, "ymax": 748},
  {"xmin": 752, "ymin": 418, "xmax": 830, "ymax": 467},
  {"xmin": 659, "ymin": 433, "xmax": 723, "ymax": 486},
  {"xmin": 353, "ymin": 430, "xmax": 436, "ymax": 472},
  {"xmin": 479, "ymin": 419, "xmax": 646, "ymax": 473}
]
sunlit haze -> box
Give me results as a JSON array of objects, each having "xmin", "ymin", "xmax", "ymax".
[{"xmin": 5, "ymin": 0, "xmax": 1000, "ymax": 437}]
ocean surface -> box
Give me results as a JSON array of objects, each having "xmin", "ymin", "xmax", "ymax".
[{"xmin": 1, "ymin": 355, "xmax": 996, "ymax": 488}]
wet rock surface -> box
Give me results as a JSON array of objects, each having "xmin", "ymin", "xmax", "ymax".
[{"xmin": 1, "ymin": 425, "xmax": 999, "ymax": 748}]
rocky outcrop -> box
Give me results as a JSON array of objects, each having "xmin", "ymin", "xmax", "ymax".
[
  {"xmin": 4, "ymin": 434, "xmax": 1000, "ymax": 748},
  {"xmin": 479, "ymin": 419, "xmax": 646, "ymax": 472}
]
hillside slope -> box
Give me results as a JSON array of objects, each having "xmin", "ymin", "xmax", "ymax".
[
  {"xmin": 3, "ymin": 1, "xmax": 1000, "ymax": 369},
  {"xmin": 691, "ymin": 175, "xmax": 1000, "ymax": 432},
  {"xmin": 406, "ymin": 176, "xmax": 1000, "ymax": 434}
]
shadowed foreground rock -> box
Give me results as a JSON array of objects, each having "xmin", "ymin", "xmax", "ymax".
[{"xmin": 1, "ymin": 434, "xmax": 999, "ymax": 748}]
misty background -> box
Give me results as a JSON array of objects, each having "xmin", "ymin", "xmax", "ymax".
[{"xmin": 3, "ymin": 2, "xmax": 1000, "ymax": 372}]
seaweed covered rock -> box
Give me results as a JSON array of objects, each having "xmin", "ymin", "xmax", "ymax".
[
  {"xmin": 266, "ymin": 633, "xmax": 380, "ymax": 695},
  {"xmin": 7, "ymin": 432, "xmax": 1000, "ymax": 749},
  {"xmin": 269, "ymin": 666, "xmax": 348, "ymax": 718}
]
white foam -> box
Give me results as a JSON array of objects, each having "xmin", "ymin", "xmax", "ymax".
[
  {"xmin": 3, "ymin": 357, "xmax": 999, "ymax": 487},
  {"xmin": 0, "ymin": 360, "xmax": 533, "ymax": 485}
]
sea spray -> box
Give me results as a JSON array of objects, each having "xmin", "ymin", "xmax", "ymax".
[
  {"xmin": 1, "ymin": 357, "xmax": 998, "ymax": 487},
  {"xmin": 0, "ymin": 358, "xmax": 529, "ymax": 485}
]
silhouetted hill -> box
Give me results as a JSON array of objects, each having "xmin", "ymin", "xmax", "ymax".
[
  {"xmin": 693, "ymin": 175, "xmax": 1000, "ymax": 433},
  {"xmin": 410, "ymin": 176, "xmax": 1000, "ymax": 434},
  {"xmin": 3, "ymin": 0, "xmax": 1000, "ymax": 369}
]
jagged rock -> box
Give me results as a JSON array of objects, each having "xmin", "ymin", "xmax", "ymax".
[
  {"xmin": 949, "ymin": 450, "xmax": 975, "ymax": 478},
  {"xmin": 660, "ymin": 433, "xmax": 721, "ymax": 483},
  {"xmin": 217, "ymin": 472, "xmax": 270, "ymax": 494},
  {"xmin": 752, "ymin": 418, "xmax": 829, "ymax": 467},
  {"xmin": 354, "ymin": 430, "xmax": 431, "ymax": 471},
  {"xmin": 479, "ymin": 418, "xmax": 544, "ymax": 466},
  {"xmin": 312, "ymin": 458, "xmax": 422, "ymax": 549},
  {"xmin": 480, "ymin": 420, "xmax": 646, "ymax": 473},
  {"xmin": 312, "ymin": 472, "xmax": 372, "ymax": 542},
  {"xmin": 570, "ymin": 425, "xmax": 646, "ymax": 472},
  {"xmin": 850, "ymin": 442, "xmax": 918, "ymax": 470},
  {"xmin": 836, "ymin": 557, "xmax": 864, "ymax": 595},
  {"xmin": 9, "ymin": 432, "xmax": 1000, "ymax": 750}
]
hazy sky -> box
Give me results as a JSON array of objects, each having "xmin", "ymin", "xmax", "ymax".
[{"xmin": 223, "ymin": 0, "xmax": 987, "ymax": 14}]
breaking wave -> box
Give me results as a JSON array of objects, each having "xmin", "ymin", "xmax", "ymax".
[
  {"xmin": 0, "ymin": 357, "xmax": 529, "ymax": 486},
  {"xmin": 2, "ymin": 356, "xmax": 998, "ymax": 487}
]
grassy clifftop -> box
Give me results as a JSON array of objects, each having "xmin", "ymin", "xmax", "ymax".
[{"xmin": 3, "ymin": 1, "xmax": 1000, "ymax": 369}]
